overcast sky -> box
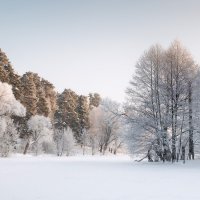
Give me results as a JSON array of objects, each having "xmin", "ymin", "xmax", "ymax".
[{"xmin": 0, "ymin": 0, "xmax": 200, "ymax": 102}]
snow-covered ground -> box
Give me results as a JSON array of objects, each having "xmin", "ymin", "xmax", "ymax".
[{"xmin": 0, "ymin": 155, "xmax": 199, "ymax": 200}]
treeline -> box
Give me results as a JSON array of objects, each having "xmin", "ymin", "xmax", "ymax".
[
  {"xmin": 0, "ymin": 48, "xmax": 122, "ymax": 157},
  {"xmin": 125, "ymin": 40, "xmax": 200, "ymax": 163}
]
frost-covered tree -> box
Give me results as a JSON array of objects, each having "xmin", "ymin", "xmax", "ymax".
[
  {"xmin": 125, "ymin": 41, "xmax": 198, "ymax": 162},
  {"xmin": 0, "ymin": 81, "xmax": 26, "ymax": 116},
  {"xmin": 27, "ymin": 115, "xmax": 52, "ymax": 155},
  {"xmin": 99, "ymin": 99, "xmax": 121, "ymax": 154},
  {"xmin": 64, "ymin": 127, "xmax": 76, "ymax": 156},
  {"xmin": 0, "ymin": 117, "xmax": 19, "ymax": 157},
  {"xmin": 54, "ymin": 127, "xmax": 75, "ymax": 156},
  {"xmin": 88, "ymin": 107, "xmax": 101, "ymax": 155},
  {"xmin": 88, "ymin": 99, "xmax": 121, "ymax": 155},
  {"xmin": 0, "ymin": 81, "xmax": 26, "ymax": 156}
]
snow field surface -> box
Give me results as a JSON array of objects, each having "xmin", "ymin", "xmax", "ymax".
[{"xmin": 0, "ymin": 155, "xmax": 199, "ymax": 200}]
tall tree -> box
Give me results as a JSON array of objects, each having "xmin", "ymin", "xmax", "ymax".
[
  {"xmin": 32, "ymin": 74, "xmax": 50, "ymax": 117},
  {"xmin": 76, "ymin": 95, "xmax": 90, "ymax": 142},
  {"xmin": 41, "ymin": 79, "xmax": 57, "ymax": 120},
  {"xmin": 4, "ymin": 64, "xmax": 22, "ymax": 101},
  {"xmin": 125, "ymin": 41, "xmax": 197, "ymax": 162},
  {"xmin": 56, "ymin": 89, "xmax": 79, "ymax": 136},
  {"xmin": 21, "ymin": 72, "xmax": 37, "ymax": 117}
]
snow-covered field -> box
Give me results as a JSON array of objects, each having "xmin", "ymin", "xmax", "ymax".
[{"xmin": 0, "ymin": 155, "xmax": 199, "ymax": 200}]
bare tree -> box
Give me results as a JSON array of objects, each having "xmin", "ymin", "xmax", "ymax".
[
  {"xmin": 125, "ymin": 41, "xmax": 197, "ymax": 162},
  {"xmin": 88, "ymin": 99, "xmax": 122, "ymax": 155}
]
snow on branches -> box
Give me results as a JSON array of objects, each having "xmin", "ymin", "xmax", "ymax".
[
  {"xmin": 27, "ymin": 115, "xmax": 52, "ymax": 155},
  {"xmin": 0, "ymin": 81, "xmax": 26, "ymax": 156},
  {"xmin": 0, "ymin": 81, "xmax": 26, "ymax": 116}
]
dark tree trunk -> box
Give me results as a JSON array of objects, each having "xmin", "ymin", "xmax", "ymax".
[
  {"xmin": 147, "ymin": 150, "xmax": 153, "ymax": 162},
  {"xmin": 188, "ymin": 81, "xmax": 194, "ymax": 160},
  {"xmin": 23, "ymin": 140, "xmax": 30, "ymax": 155},
  {"xmin": 181, "ymin": 146, "xmax": 186, "ymax": 163}
]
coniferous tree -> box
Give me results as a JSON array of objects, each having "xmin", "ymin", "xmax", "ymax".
[
  {"xmin": 32, "ymin": 74, "xmax": 50, "ymax": 117},
  {"xmin": 20, "ymin": 72, "xmax": 38, "ymax": 154},
  {"xmin": 0, "ymin": 66, "xmax": 8, "ymax": 83},
  {"xmin": 56, "ymin": 89, "xmax": 79, "ymax": 134},
  {"xmin": 21, "ymin": 72, "xmax": 37, "ymax": 117},
  {"xmin": 77, "ymin": 95, "xmax": 90, "ymax": 142},
  {"xmin": 41, "ymin": 79, "xmax": 57, "ymax": 120},
  {"xmin": 0, "ymin": 49, "xmax": 22, "ymax": 101},
  {"xmin": 5, "ymin": 64, "xmax": 22, "ymax": 101},
  {"xmin": 89, "ymin": 93, "xmax": 101, "ymax": 110},
  {"xmin": 0, "ymin": 49, "xmax": 9, "ymax": 67}
]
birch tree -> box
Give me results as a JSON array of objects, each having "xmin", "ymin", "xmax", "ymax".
[{"xmin": 125, "ymin": 41, "xmax": 197, "ymax": 162}]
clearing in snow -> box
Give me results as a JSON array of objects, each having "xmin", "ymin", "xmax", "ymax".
[{"xmin": 0, "ymin": 155, "xmax": 199, "ymax": 200}]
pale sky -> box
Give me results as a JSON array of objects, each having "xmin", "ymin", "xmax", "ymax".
[{"xmin": 0, "ymin": 0, "xmax": 200, "ymax": 102}]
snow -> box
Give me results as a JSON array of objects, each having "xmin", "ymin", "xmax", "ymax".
[
  {"xmin": 0, "ymin": 155, "xmax": 199, "ymax": 200},
  {"xmin": 0, "ymin": 81, "xmax": 26, "ymax": 116}
]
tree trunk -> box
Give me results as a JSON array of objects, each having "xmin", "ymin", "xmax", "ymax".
[
  {"xmin": 170, "ymin": 61, "xmax": 176, "ymax": 163},
  {"xmin": 181, "ymin": 146, "xmax": 186, "ymax": 164},
  {"xmin": 23, "ymin": 140, "xmax": 30, "ymax": 155},
  {"xmin": 188, "ymin": 81, "xmax": 194, "ymax": 160}
]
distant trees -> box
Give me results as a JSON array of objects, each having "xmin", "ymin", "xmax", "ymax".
[
  {"xmin": 2, "ymin": 40, "xmax": 199, "ymax": 162},
  {"xmin": 0, "ymin": 48, "xmax": 107, "ymax": 157},
  {"xmin": 125, "ymin": 40, "xmax": 199, "ymax": 162},
  {"xmin": 87, "ymin": 99, "xmax": 123, "ymax": 155},
  {"xmin": 0, "ymin": 48, "xmax": 124, "ymax": 157}
]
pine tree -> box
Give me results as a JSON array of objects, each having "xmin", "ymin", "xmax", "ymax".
[
  {"xmin": 0, "ymin": 66, "xmax": 8, "ymax": 83},
  {"xmin": 56, "ymin": 89, "xmax": 79, "ymax": 134},
  {"xmin": 0, "ymin": 48, "xmax": 9, "ymax": 66},
  {"xmin": 21, "ymin": 72, "xmax": 37, "ymax": 117},
  {"xmin": 0, "ymin": 49, "xmax": 10, "ymax": 83},
  {"xmin": 89, "ymin": 93, "xmax": 101, "ymax": 109},
  {"xmin": 41, "ymin": 79, "xmax": 57, "ymax": 120},
  {"xmin": 76, "ymin": 95, "xmax": 90, "ymax": 142},
  {"xmin": 37, "ymin": 87, "xmax": 50, "ymax": 117},
  {"xmin": 4, "ymin": 64, "xmax": 22, "ymax": 101},
  {"xmin": 32, "ymin": 74, "xmax": 50, "ymax": 117}
]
